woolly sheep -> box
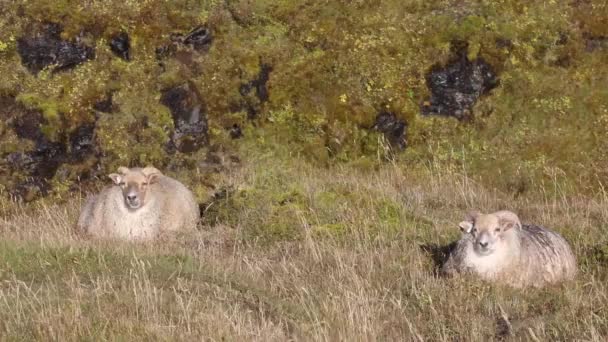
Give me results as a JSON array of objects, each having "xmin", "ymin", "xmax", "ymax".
[
  {"xmin": 441, "ymin": 210, "xmax": 577, "ymax": 288},
  {"xmin": 77, "ymin": 166, "xmax": 199, "ymax": 240}
]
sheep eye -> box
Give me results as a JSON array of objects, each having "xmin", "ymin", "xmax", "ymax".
[
  {"xmin": 119, "ymin": 182, "xmax": 125, "ymax": 186},
  {"xmin": 142, "ymin": 182, "xmax": 148, "ymax": 186},
  {"xmin": 495, "ymin": 228, "xmax": 501, "ymax": 232}
]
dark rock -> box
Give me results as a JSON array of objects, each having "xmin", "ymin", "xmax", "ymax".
[
  {"xmin": 156, "ymin": 26, "xmax": 212, "ymax": 61},
  {"xmin": 4, "ymin": 137, "xmax": 65, "ymax": 183},
  {"xmin": 93, "ymin": 93, "xmax": 115, "ymax": 113},
  {"xmin": 10, "ymin": 104, "xmax": 66, "ymax": 178},
  {"xmin": 17, "ymin": 23, "xmax": 95, "ymax": 74},
  {"xmin": 239, "ymin": 63, "xmax": 272, "ymax": 102},
  {"xmin": 12, "ymin": 106, "xmax": 45, "ymax": 142},
  {"xmin": 1, "ymin": 95, "xmax": 99, "ymax": 201},
  {"xmin": 160, "ymin": 83, "xmax": 208, "ymax": 153},
  {"xmin": 30, "ymin": 140, "xmax": 66, "ymax": 179},
  {"xmin": 5, "ymin": 152, "xmax": 37, "ymax": 174},
  {"xmin": 183, "ymin": 26, "xmax": 213, "ymax": 51},
  {"xmin": 229, "ymin": 124, "xmax": 243, "ymax": 139},
  {"xmin": 239, "ymin": 63, "xmax": 272, "ymax": 118},
  {"xmin": 419, "ymin": 242, "xmax": 459, "ymax": 276},
  {"xmin": 422, "ymin": 41, "xmax": 499, "ymax": 120},
  {"xmin": 372, "ymin": 111, "xmax": 407, "ymax": 150},
  {"xmin": 155, "ymin": 45, "xmax": 175, "ymax": 61},
  {"xmin": 10, "ymin": 179, "xmax": 50, "ymax": 202},
  {"xmin": 69, "ymin": 123, "xmax": 96, "ymax": 161},
  {"xmin": 109, "ymin": 32, "xmax": 130, "ymax": 61}
]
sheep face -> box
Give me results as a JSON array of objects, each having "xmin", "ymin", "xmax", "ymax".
[
  {"xmin": 459, "ymin": 211, "xmax": 521, "ymax": 257},
  {"xmin": 108, "ymin": 167, "xmax": 161, "ymax": 210}
]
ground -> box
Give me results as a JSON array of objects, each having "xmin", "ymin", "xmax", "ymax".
[
  {"xmin": 1, "ymin": 145, "xmax": 607, "ymax": 340},
  {"xmin": 1, "ymin": 0, "xmax": 608, "ymax": 340}
]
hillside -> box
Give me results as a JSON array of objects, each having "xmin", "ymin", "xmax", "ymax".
[{"xmin": 0, "ymin": 0, "xmax": 607, "ymax": 340}]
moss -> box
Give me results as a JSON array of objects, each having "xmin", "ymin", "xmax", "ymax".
[
  {"xmin": 311, "ymin": 223, "xmax": 348, "ymax": 239},
  {"xmin": 0, "ymin": 0, "xmax": 607, "ymax": 199},
  {"xmin": 16, "ymin": 93, "xmax": 67, "ymax": 142},
  {"xmin": 376, "ymin": 199, "xmax": 402, "ymax": 229}
]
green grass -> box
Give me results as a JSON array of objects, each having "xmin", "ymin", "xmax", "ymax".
[{"xmin": 2, "ymin": 148, "xmax": 608, "ymax": 340}]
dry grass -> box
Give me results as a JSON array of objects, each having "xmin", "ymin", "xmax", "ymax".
[{"xmin": 1, "ymin": 154, "xmax": 607, "ymax": 341}]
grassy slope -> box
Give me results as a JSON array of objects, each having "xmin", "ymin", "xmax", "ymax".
[
  {"xmin": 1, "ymin": 0, "xmax": 608, "ymax": 340},
  {"xmin": 0, "ymin": 0, "xmax": 607, "ymax": 196},
  {"xmin": 1, "ymin": 143, "xmax": 607, "ymax": 340}
]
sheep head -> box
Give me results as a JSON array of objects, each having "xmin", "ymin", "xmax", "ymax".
[
  {"xmin": 108, "ymin": 166, "xmax": 162, "ymax": 210},
  {"xmin": 458, "ymin": 210, "xmax": 522, "ymax": 256}
]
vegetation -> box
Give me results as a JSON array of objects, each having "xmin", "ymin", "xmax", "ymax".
[
  {"xmin": 2, "ymin": 150, "xmax": 608, "ymax": 340},
  {"xmin": 0, "ymin": 0, "xmax": 608, "ymax": 340},
  {"xmin": 0, "ymin": 0, "xmax": 606, "ymax": 198}
]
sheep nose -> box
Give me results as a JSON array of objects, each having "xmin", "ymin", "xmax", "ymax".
[
  {"xmin": 479, "ymin": 241, "xmax": 489, "ymax": 248},
  {"xmin": 127, "ymin": 194, "xmax": 137, "ymax": 202}
]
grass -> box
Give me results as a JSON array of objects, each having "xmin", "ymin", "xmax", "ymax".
[
  {"xmin": 1, "ymin": 1, "xmax": 608, "ymax": 340},
  {"xmin": 1, "ymin": 148, "xmax": 607, "ymax": 341}
]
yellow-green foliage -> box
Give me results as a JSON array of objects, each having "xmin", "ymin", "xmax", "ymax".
[{"xmin": 0, "ymin": 0, "xmax": 607, "ymax": 196}]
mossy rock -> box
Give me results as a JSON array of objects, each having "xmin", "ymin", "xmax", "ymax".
[{"xmin": 1, "ymin": 0, "xmax": 607, "ymax": 200}]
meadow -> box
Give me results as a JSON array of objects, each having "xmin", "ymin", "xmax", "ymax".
[{"xmin": 1, "ymin": 145, "xmax": 607, "ymax": 340}]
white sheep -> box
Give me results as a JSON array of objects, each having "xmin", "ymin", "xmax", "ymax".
[
  {"xmin": 441, "ymin": 210, "xmax": 577, "ymax": 288},
  {"xmin": 77, "ymin": 166, "xmax": 199, "ymax": 240}
]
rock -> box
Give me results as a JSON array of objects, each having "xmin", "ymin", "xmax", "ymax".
[
  {"xmin": 3, "ymin": 136, "xmax": 65, "ymax": 201},
  {"xmin": 160, "ymin": 83, "xmax": 208, "ymax": 153},
  {"xmin": 10, "ymin": 179, "xmax": 49, "ymax": 202},
  {"xmin": 28, "ymin": 140, "xmax": 66, "ymax": 179},
  {"xmin": 1, "ymin": 95, "xmax": 99, "ymax": 201},
  {"xmin": 183, "ymin": 26, "xmax": 213, "ymax": 51},
  {"xmin": 422, "ymin": 41, "xmax": 499, "ymax": 120},
  {"xmin": 69, "ymin": 123, "xmax": 96, "ymax": 161},
  {"xmin": 93, "ymin": 93, "xmax": 115, "ymax": 113},
  {"xmin": 12, "ymin": 105, "xmax": 45, "ymax": 142},
  {"xmin": 7, "ymin": 109, "xmax": 66, "ymax": 179},
  {"xmin": 372, "ymin": 111, "xmax": 407, "ymax": 150},
  {"xmin": 10, "ymin": 106, "xmax": 66, "ymax": 178},
  {"xmin": 155, "ymin": 26, "xmax": 213, "ymax": 60},
  {"xmin": 17, "ymin": 23, "xmax": 95, "ymax": 74},
  {"xmin": 109, "ymin": 32, "xmax": 130, "ymax": 61},
  {"xmin": 229, "ymin": 124, "xmax": 243, "ymax": 139},
  {"xmin": 239, "ymin": 63, "xmax": 272, "ymax": 118}
]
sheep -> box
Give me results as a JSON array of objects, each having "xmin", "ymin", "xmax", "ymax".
[
  {"xmin": 77, "ymin": 166, "xmax": 199, "ymax": 240},
  {"xmin": 441, "ymin": 210, "xmax": 577, "ymax": 288}
]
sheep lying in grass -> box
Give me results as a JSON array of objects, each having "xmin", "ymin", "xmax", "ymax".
[
  {"xmin": 441, "ymin": 210, "xmax": 577, "ymax": 288},
  {"xmin": 77, "ymin": 166, "xmax": 199, "ymax": 240}
]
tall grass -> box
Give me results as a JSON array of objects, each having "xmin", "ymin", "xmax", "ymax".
[{"xmin": 1, "ymin": 155, "xmax": 607, "ymax": 340}]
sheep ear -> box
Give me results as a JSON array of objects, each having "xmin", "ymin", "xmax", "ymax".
[
  {"xmin": 459, "ymin": 210, "xmax": 479, "ymax": 233},
  {"xmin": 459, "ymin": 221, "xmax": 474, "ymax": 233},
  {"xmin": 117, "ymin": 166, "xmax": 130, "ymax": 175},
  {"xmin": 142, "ymin": 166, "xmax": 162, "ymax": 184},
  {"xmin": 465, "ymin": 210, "xmax": 481, "ymax": 222},
  {"xmin": 496, "ymin": 211, "xmax": 522, "ymax": 231},
  {"xmin": 108, "ymin": 173, "xmax": 122, "ymax": 185},
  {"xmin": 499, "ymin": 218, "xmax": 521, "ymax": 231}
]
